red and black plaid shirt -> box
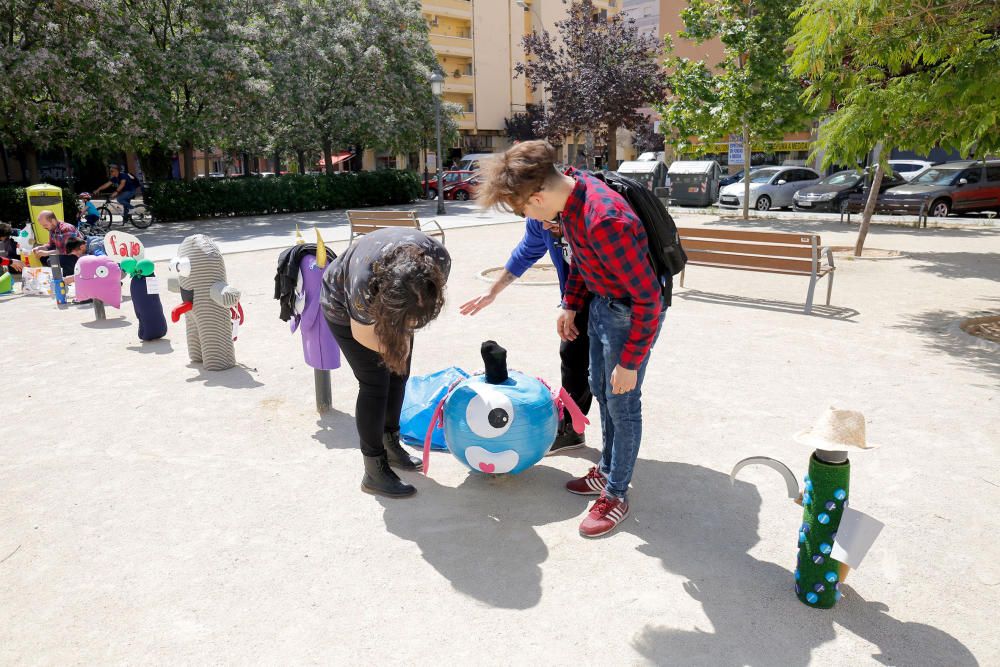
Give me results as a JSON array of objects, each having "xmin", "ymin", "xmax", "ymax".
[
  {"xmin": 43, "ymin": 221, "xmax": 82, "ymax": 254},
  {"xmin": 560, "ymin": 168, "xmax": 663, "ymax": 370}
]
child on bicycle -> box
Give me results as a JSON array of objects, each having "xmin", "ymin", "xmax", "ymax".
[{"xmin": 77, "ymin": 193, "xmax": 100, "ymax": 229}]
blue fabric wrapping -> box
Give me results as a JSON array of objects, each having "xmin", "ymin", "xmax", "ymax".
[{"xmin": 400, "ymin": 366, "xmax": 469, "ymax": 451}]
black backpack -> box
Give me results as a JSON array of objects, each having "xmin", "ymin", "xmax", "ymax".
[{"xmin": 592, "ymin": 170, "xmax": 687, "ymax": 305}]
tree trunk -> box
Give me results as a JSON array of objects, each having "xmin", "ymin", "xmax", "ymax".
[
  {"xmin": 204, "ymin": 148, "xmax": 211, "ymax": 178},
  {"xmin": 63, "ymin": 148, "xmax": 72, "ymax": 187},
  {"xmin": 322, "ymin": 138, "xmax": 334, "ymax": 176},
  {"xmin": 23, "ymin": 144, "xmax": 40, "ymax": 184},
  {"xmin": 584, "ymin": 131, "xmax": 595, "ymax": 171},
  {"xmin": 297, "ymin": 150, "xmax": 306, "ymax": 175},
  {"xmin": 182, "ymin": 140, "xmax": 195, "ymax": 182},
  {"xmin": 243, "ymin": 153, "xmax": 252, "ymax": 177},
  {"xmin": 855, "ymin": 163, "xmax": 883, "ymax": 257},
  {"xmin": 139, "ymin": 144, "xmax": 173, "ymax": 182},
  {"xmin": 273, "ymin": 149, "xmax": 281, "ymax": 175},
  {"xmin": 606, "ymin": 123, "xmax": 618, "ymax": 170},
  {"xmin": 0, "ymin": 142, "xmax": 9, "ymax": 183},
  {"xmin": 741, "ymin": 126, "xmax": 751, "ymax": 220}
]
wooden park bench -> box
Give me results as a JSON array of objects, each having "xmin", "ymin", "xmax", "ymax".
[
  {"xmin": 677, "ymin": 227, "xmax": 836, "ymax": 314},
  {"xmin": 346, "ymin": 210, "xmax": 445, "ymax": 245}
]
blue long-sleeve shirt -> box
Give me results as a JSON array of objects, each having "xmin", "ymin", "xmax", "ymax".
[{"xmin": 503, "ymin": 218, "xmax": 570, "ymax": 295}]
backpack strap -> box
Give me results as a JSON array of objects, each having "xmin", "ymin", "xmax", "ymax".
[{"xmin": 421, "ymin": 376, "xmax": 467, "ymax": 475}]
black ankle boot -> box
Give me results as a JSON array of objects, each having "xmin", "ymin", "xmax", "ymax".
[
  {"xmin": 546, "ymin": 419, "xmax": 586, "ymax": 456},
  {"xmin": 382, "ymin": 430, "xmax": 423, "ymax": 471},
  {"xmin": 362, "ymin": 453, "xmax": 416, "ymax": 498}
]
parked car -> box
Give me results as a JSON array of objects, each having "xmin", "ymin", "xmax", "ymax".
[
  {"xmin": 444, "ymin": 175, "xmax": 479, "ymax": 201},
  {"xmin": 877, "ymin": 160, "xmax": 1000, "ymax": 217},
  {"xmin": 423, "ymin": 170, "xmax": 475, "ymax": 199},
  {"xmin": 718, "ymin": 166, "xmax": 821, "ymax": 211},
  {"xmin": 888, "ymin": 159, "xmax": 934, "ymax": 182},
  {"xmin": 719, "ymin": 165, "xmax": 778, "ymax": 188},
  {"xmin": 794, "ymin": 169, "xmax": 905, "ymax": 213}
]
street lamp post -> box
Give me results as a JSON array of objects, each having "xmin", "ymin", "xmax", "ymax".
[{"xmin": 429, "ymin": 71, "xmax": 447, "ymax": 216}]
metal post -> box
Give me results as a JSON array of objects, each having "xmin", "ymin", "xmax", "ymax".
[
  {"xmin": 435, "ymin": 94, "xmax": 446, "ymax": 216},
  {"xmin": 93, "ymin": 299, "xmax": 106, "ymax": 320},
  {"xmin": 314, "ymin": 368, "xmax": 332, "ymax": 413}
]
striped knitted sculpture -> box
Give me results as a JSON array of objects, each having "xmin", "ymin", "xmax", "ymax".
[
  {"xmin": 731, "ymin": 408, "xmax": 884, "ymax": 610},
  {"xmin": 167, "ymin": 234, "xmax": 241, "ymax": 371}
]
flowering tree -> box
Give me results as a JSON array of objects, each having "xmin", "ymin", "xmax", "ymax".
[{"xmin": 517, "ymin": 0, "xmax": 664, "ymax": 168}]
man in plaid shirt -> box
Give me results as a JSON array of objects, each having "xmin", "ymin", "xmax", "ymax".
[
  {"xmin": 477, "ymin": 141, "xmax": 665, "ymax": 538},
  {"xmin": 31, "ymin": 210, "xmax": 84, "ymax": 276}
]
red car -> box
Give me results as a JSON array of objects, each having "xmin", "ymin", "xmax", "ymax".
[
  {"xmin": 423, "ymin": 170, "xmax": 474, "ymax": 199},
  {"xmin": 444, "ymin": 175, "xmax": 480, "ymax": 201}
]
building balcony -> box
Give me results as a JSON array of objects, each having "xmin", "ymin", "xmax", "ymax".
[
  {"xmin": 428, "ymin": 33, "xmax": 473, "ymax": 57},
  {"xmin": 423, "ymin": 0, "xmax": 472, "ymax": 20},
  {"xmin": 457, "ymin": 115, "xmax": 476, "ymax": 131},
  {"xmin": 444, "ymin": 74, "xmax": 475, "ymax": 94}
]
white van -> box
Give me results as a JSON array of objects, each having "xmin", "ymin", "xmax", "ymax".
[{"xmin": 457, "ymin": 153, "xmax": 494, "ymax": 172}]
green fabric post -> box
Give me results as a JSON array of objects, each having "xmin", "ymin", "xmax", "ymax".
[{"xmin": 795, "ymin": 454, "xmax": 850, "ymax": 608}]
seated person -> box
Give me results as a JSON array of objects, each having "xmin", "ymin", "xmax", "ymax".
[
  {"xmin": 31, "ymin": 210, "xmax": 83, "ymax": 277},
  {"xmin": 0, "ymin": 222, "xmax": 24, "ymax": 273},
  {"xmin": 77, "ymin": 193, "xmax": 100, "ymax": 228}
]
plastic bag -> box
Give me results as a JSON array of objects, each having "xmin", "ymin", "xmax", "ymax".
[{"xmin": 400, "ymin": 366, "xmax": 468, "ymax": 451}]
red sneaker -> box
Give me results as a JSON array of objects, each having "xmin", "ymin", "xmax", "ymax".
[
  {"xmin": 565, "ymin": 466, "xmax": 607, "ymax": 495},
  {"xmin": 579, "ymin": 493, "xmax": 630, "ymax": 538}
]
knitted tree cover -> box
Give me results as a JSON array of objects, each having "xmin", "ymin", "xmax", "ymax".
[{"xmin": 795, "ymin": 454, "xmax": 850, "ymax": 608}]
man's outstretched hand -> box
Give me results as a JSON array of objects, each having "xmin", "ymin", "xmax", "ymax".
[{"xmin": 460, "ymin": 293, "xmax": 496, "ymax": 316}]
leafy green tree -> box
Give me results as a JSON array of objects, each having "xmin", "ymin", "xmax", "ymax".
[
  {"xmin": 517, "ymin": 0, "xmax": 664, "ymax": 169},
  {"xmin": 657, "ymin": 0, "xmax": 809, "ymax": 218},
  {"xmin": 789, "ymin": 0, "xmax": 1000, "ymax": 253}
]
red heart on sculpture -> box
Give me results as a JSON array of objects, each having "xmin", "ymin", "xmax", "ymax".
[{"xmin": 478, "ymin": 462, "xmax": 495, "ymax": 473}]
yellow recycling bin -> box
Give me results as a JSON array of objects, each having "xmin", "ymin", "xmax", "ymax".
[{"xmin": 24, "ymin": 184, "xmax": 65, "ymax": 267}]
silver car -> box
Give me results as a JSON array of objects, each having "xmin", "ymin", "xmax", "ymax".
[{"xmin": 718, "ymin": 166, "xmax": 821, "ymax": 211}]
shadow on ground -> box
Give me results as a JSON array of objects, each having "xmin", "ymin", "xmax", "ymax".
[
  {"xmin": 625, "ymin": 461, "xmax": 978, "ymax": 666},
  {"xmin": 80, "ymin": 315, "xmax": 131, "ymax": 329},
  {"xmin": 377, "ymin": 463, "xmax": 580, "ymax": 610},
  {"xmin": 126, "ymin": 338, "xmax": 174, "ymax": 355},
  {"xmin": 184, "ymin": 362, "xmax": 264, "ymax": 389},
  {"xmin": 676, "ymin": 289, "xmax": 859, "ymax": 321},
  {"xmin": 895, "ymin": 304, "xmax": 1000, "ymax": 387},
  {"xmin": 374, "ymin": 455, "xmax": 977, "ymax": 663},
  {"xmin": 905, "ymin": 252, "xmax": 1000, "ymax": 281},
  {"xmin": 311, "ymin": 409, "xmax": 360, "ymax": 450}
]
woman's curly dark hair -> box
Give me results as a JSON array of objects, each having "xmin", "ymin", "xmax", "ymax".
[{"xmin": 368, "ymin": 243, "xmax": 447, "ymax": 374}]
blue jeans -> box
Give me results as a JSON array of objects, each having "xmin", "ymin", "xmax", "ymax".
[
  {"xmin": 589, "ymin": 296, "xmax": 664, "ymax": 500},
  {"xmin": 116, "ymin": 189, "xmax": 136, "ymax": 218}
]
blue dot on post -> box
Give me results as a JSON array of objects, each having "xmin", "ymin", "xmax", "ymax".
[
  {"xmin": 818, "ymin": 513, "xmax": 831, "ymax": 525},
  {"xmin": 805, "ymin": 480, "xmax": 814, "ymax": 492},
  {"xmin": 795, "ymin": 569, "xmax": 801, "ymax": 581},
  {"xmin": 799, "ymin": 532, "xmax": 806, "ymax": 543},
  {"xmin": 806, "ymin": 592, "xmax": 819, "ymax": 604},
  {"xmin": 803, "ymin": 493, "xmax": 812, "ymax": 506},
  {"xmin": 835, "ymin": 591, "xmax": 843, "ymax": 601},
  {"xmin": 801, "ymin": 523, "xmax": 810, "ymax": 534},
  {"xmin": 825, "ymin": 501, "xmax": 837, "ymax": 511},
  {"xmin": 813, "ymin": 554, "xmax": 825, "ymax": 564},
  {"xmin": 834, "ymin": 488, "xmax": 846, "ymax": 501},
  {"xmin": 795, "ymin": 583, "xmax": 801, "ymax": 595},
  {"xmin": 814, "ymin": 583, "xmax": 825, "ymax": 593},
  {"xmin": 820, "ymin": 542, "xmax": 832, "ymax": 554},
  {"xmin": 825, "ymin": 571, "xmax": 838, "ymax": 583}
]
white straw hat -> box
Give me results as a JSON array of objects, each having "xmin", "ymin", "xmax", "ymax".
[{"xmin": 794, "ymin": 407, "xmax": 878, "ymax": 451}]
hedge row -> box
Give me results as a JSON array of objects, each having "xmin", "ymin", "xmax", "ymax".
[
  {"xmin": 145, "ymin": 170, "xmax": 423, "ymax": 222},
  {"xmin": 0, "ymin": 186, "xmax": 78, "ymax": 226}
]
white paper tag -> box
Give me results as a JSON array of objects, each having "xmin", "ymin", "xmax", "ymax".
[
  {"xmin": 831, "ymin": 507, "xmax": 884, "ymax": 569},
  {"xmin": 145, "ymin": 277, "xmax": 160, "ymax": 295}
]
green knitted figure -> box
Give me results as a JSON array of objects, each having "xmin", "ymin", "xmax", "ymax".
[
  {"xmin": 795, "ymin": 453, "xmax": 850, "ymax": 608},
  {"xmin": 732, "ymin": 407, "xmax": 883, "ymax": 611}
]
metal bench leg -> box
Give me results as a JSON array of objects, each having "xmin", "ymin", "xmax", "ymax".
[
  {"xmin": 679, "ymin": 268, "xmax": 686, "ymax": 289},
  {"xmin": 826, "ymin": 271, "xmax": 834, "ymax": 306},
  {"xmin": 805, "ymin": 275, "xmax": 817, "ymax": 314}
]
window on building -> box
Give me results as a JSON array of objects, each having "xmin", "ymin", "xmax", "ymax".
[
  {"xmin": 375, "ymin": 154, "xmax": 397, "ymax": 170},
  {"xmin": 464, "ymin": 63, "xmax": 474, "ymax": 76}
]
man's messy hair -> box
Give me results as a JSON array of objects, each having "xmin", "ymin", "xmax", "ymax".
[{"xmin": 475, "ymin": 140, "xmax": 561, "ymax": 214}]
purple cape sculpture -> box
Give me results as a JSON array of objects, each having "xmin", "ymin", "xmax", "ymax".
[{"xmin": 292, "ymin": 253, "xmax": 341, "ymax": 371}]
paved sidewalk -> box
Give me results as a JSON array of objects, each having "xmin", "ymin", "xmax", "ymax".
[{"xmin": 5, "ymin": 211, "xmax": 995, "ymax": 664}]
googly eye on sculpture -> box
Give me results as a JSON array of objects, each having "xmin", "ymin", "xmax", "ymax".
[
  {"xmin": 730, "ymin": 408, "xmax": 885, "ymax": 609},
  {"xmin": 420, "ymin": 341, "xmax": 588, "ymax": 476}
]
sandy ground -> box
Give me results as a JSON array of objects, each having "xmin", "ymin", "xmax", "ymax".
[{"xmin": 1, "ymin": 215, "xmax": 998, "ymax": 665}]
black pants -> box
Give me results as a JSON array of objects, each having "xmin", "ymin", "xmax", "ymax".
[
  {"xmin": 560, "ymin": 299, "xmax": 593, "ymax": 417},
  {"xmin": 328, "ymin": 321, "xmax": 410, "ymax": 458}
]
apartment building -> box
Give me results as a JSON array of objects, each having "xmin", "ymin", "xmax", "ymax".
[{"xmin": 422, "ymin": 0, "xmax": 621, "ymax": 162}]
